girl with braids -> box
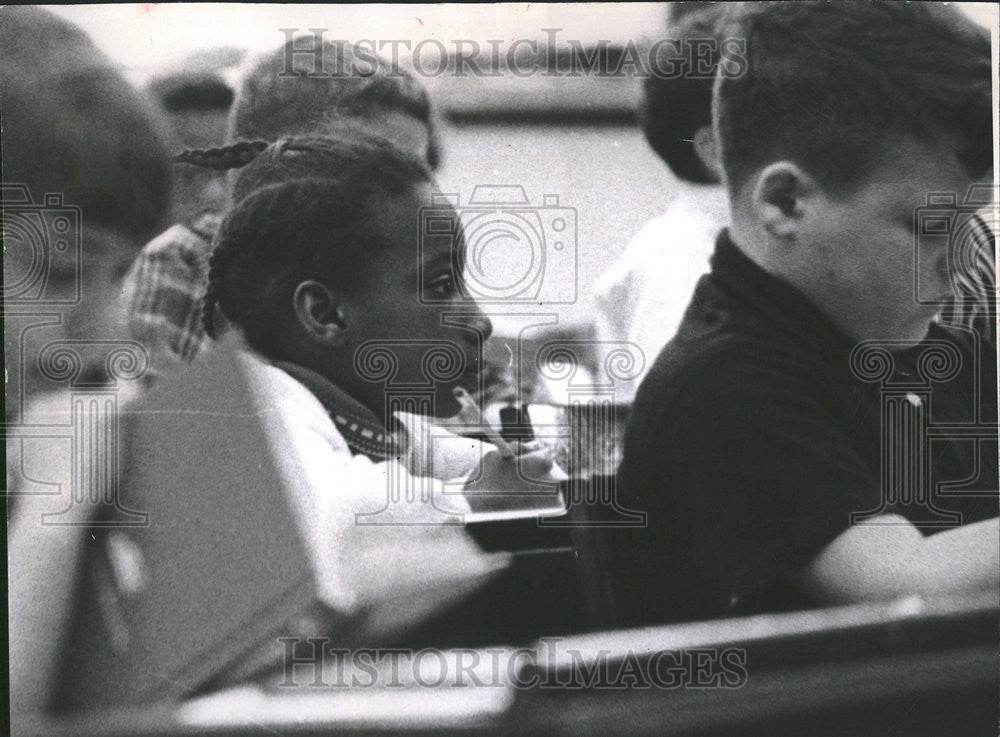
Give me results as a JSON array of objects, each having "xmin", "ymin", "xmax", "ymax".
[
  {"xmin": 184, "ymin": 131, "xmax": 558, "ymax": 509},
  {"xmin": 53, "ymin": 130, "xmax": 564, "ymax": 710},
  {"xmin": 121, "ymin": 38, "xmax": 444, "ymax": 381},
  {"xmin": 181, "ymin": 132, "xmax": 502, "ymax": 422}
]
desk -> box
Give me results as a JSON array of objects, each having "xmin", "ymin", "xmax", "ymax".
[
  {"xmin": 18, "ymin": 591, "xmax": 997, "ymax": 737},
  {"xmin": 513, "ymin": 589, "xmax": 999, "ymax": 736}
]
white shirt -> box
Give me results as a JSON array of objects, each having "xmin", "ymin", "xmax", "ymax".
[
  {"xmin": 7, "ymin": 345, "xmax": 516, "ymax": 709},
  {"xmin": 593, "ymin": 184, "xmax": 730, "ymax": 402},
  {"xmin": 238, "ymin": 349, "xmax": 513, "ymax": 638}
]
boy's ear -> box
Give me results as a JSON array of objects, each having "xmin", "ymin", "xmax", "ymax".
[
  {"xmin": 752, "ymin": 161, "xmax": 817, "ymax": 240},
  {"xmin": 292, "ymin": 280, "xmax": 349, "ymax": 346}
]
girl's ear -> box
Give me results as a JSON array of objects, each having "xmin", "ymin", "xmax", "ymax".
[{"xmin": 292, "ymin": 280, "xmax": 349, "ymax": 346}]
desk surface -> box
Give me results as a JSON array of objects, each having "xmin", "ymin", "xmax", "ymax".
[{"xmin": 18, "ymin": 590, "xmax": 998, "ymax": 737}]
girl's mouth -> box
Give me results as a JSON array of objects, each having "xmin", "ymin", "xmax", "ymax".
[{"xmin": 457, "ymin": 365, "xmax": 482, "ymax": 391}]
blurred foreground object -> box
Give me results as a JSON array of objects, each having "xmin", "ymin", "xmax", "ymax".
[{"xmin": 3, "ymin": 4, "xmax": 173, "ymax": 716}]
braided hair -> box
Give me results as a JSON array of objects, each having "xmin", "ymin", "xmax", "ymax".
[
  {"xmin": 176, "ymin": 132, "xmax": 431, "ymax": 357},
  {"xmin": 175, "ymin": 140, "xmax": 268, "ymax": 171}
]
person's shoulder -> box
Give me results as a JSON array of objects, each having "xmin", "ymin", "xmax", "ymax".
[
  {"xmin": 595, "ymin": 212, "xmax": 677, "ymax": 291},
  {"xmin": 628, "ymin": 322, "xmax": 831, "ymax": 465},
  {"xmin": 169, "ymin": 341, "xmax": 352, "ymax": 455},
  {"xmin": 598, "ymin": 193, "xmax": 725, "ymax": 294},
  {"xmin": 188, "ymin": 210, "xmax": 224, "ymax": 241},
  {"xmin": 233, "ymin": 349, "xmax": 328, "ymax": 418},
  {"xmin": 638, "ymin": 320, "xmax": 803, "ymax": 409},
  {"xmin": 629, "ymin": 192, "xmax": 724, "ymax": 250},
  {"xmin": 136, "ymin": 215, "xmax": 218, "ymax": 265},
  {"xmin": 924, "ymin": 320, "xmax": 989, "ymax": 356}
]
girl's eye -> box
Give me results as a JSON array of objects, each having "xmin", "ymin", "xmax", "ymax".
[{"xmin": 428, "ymin": 273, "xmax": 457, "ymax": 297}]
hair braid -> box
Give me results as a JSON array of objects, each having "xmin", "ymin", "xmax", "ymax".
[
  {"xmin": 200, "ymin": 133, "xmax": 432, "ymax": 355},
  {"xmin": 176, "ymin": 139, "xmax": 270, "ymax": 171},
  {"xmin": 199, "ymin": 179, "xmax": 297, "ymax": 341},
  {"xmin": 201, "ymin": 240, "xmax": 232, "ymax": 339}
]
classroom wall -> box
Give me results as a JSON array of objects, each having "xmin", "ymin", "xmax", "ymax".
[{"xmin": 435, "ymin": 122, "xmax": 678, "ymax": 337}]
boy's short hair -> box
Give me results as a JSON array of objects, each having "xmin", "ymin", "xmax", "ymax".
[
  {"xmin": 146, "ymin": 47, "xmax": 245, "ymax": 115},
  {"xmin": 1, "ymin": 6, "xmax": 173, "ymax": 243},
  {"xmin": 715, "ymin": 1, "xmax": 992, "ymax": 195},
  {"xmin": 147, "ymin": 71, "xmax": 235, "ymax": 113},
  {"xmin": 229, "ymin": 39, "xmax": 441, "ymax": 169},
  {"xmin": 640, "ymin": 4, "xmax": 731, "ymax": 184},
  {"xmin": 147, "ymin": 55, "xmax": 240, "ymax": 223}
]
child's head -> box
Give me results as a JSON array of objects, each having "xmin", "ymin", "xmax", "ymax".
[
  {"xmin": 147, "ymin": 59, "xmax": 239, "ymax": 223},
  {"xmin": 182, "ymin": 133, "xmax": 490, "ymax": 418},
  {"xmin": 640, "ymin": 4, "xmax": 732, "ymax": 184},
  {"xmin": 1, "ymin": 6, "xmax": 173, "ymax": 398},
  {"xmin": 1, "ymin": 7, "xmax": 173, "ymax": 246},
  {"xmin": 228, "ymin": 38, "xmax": 441, "ymax": 170},
  {"xmin": 716, "ymin": 1, "xmax": 992, "ymax": 344}
]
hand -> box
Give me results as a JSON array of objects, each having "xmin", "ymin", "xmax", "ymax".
[
  {"xmin": 507, "ymin": 439, "xmax": 548, "ymax": 456},
  {"xmin": 464, "ymin": 447, "xmax": 556, "ymax": 494}
]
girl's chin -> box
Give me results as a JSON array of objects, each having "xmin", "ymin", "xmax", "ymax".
[
  {"xmin": 428, "ymin": 373, "xmax": 482, "ymax": 418},
  {"xmin": 430, "ymin": 390, "xmax": 463, "ymax": 419}
]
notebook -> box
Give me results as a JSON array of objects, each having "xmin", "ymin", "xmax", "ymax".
[{"xmin": 54, "ymin": 341, "xmax": 320, "ymax": 710}]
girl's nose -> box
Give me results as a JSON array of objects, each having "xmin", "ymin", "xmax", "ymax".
[
  {"xmin": 469, "ymin": 311, "xmax": 493, "ymax": 342},
  {"xmin": 444, "ymin": 307, "xmax": 492, "ymax": 345}
]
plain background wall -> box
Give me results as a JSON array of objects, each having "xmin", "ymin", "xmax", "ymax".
[{"xmin": 436, "ymin": 122, "xmax": 678, "ymax": 337}]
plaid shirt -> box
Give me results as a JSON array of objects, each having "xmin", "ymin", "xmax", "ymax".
[
  {"xmin": 120, "ymin": 211, "xmax": 222, "ymax": 376},
  {"xmin": 942, "ymin": 212, "xmax": 996, "ymax": 342}
]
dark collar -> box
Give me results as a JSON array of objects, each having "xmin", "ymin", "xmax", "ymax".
[
  {"xmin": 709, "ymin": 229, "xmax": 858, "ymax": 366},
  {"xmin": 273, "ymin": 361, "xmax": 405, "ymax": 461}
]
